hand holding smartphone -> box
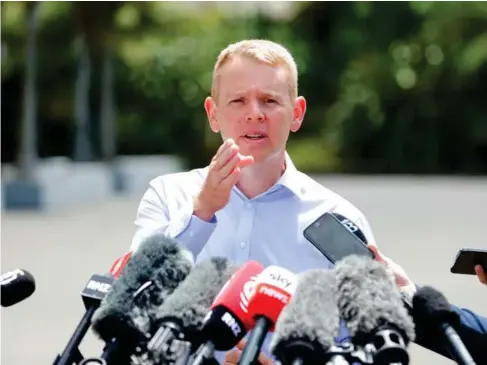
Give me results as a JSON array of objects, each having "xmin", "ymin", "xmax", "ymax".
[
  {"xmin": 303, "ymin": 212, "xmax": 374, "ymax": 264},
  {"xmin": 450, "ymin": 248, "xmax": 487, "ymax": 276}
]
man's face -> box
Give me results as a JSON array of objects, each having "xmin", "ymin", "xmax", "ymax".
[{"xmin": 204, "ymin": 56, "xmax": 306, "ymax": 163}]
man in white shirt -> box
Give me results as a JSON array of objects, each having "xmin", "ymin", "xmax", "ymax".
[{"xmin": 131, "ymin": 39, "xmax": 379, "ymax": 364}]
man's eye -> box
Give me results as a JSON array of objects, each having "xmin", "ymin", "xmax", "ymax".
[
  {"xmin": 231, "ymin": 99, "xmax": 243, "ymax": 104},
  {"xmin": 266, "ymin": 99, "xmax": 277, "ymax": 104}
]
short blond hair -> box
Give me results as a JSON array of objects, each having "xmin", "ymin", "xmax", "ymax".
[{"xmin": 211, "ymin": 39, "xmax": 299, "ymax": 101}]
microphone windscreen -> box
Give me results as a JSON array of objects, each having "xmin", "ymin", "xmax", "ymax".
[
  {"xmin": 270, "ymin": 269, "xmax": 339, "ymax": 358},
  {"xmin": 91, "ymin": 234, "xmax": 194, "ymax": 341},
  {"xmin": 0, "ymin": 269, "xmax": 36, "ymax": 307},
  {"xmin": 412, "ymin": 286, "xmax": 460, "ymax": 327},
  {"xmin": 155, "ymin": 257, "xmax": 239, "ymax": 331},
  {"xmin": 334, "ymin": 255, "xmax": 415, "ymax": 344}
]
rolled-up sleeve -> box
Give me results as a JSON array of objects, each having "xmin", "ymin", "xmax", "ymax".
[{"xmin": 130, "ymin": 179, "xmax": 216, "ymax": 258}]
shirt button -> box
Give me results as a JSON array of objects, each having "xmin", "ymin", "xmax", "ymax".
[{"xmin": 240, "ymin": 242, "xmax": 246, "ymax": 249}]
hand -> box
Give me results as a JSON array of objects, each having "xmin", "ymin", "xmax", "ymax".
[
  {"xmin": 475, "ymin": 265, "xmax": 487, "ymax": 286},
  {"xmin": 194, "ymin": 139, "xmax": 254, "ymax": 221},
  {"xmin": 367, "ymin": 244, "xmax": 417, "ymax": 297},
  {"xmin": 223, "ymin": 339, "xmax": 275, "ymax": 365}
]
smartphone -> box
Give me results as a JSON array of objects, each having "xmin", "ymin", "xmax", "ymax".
[
  {"xmin": 450, "ymin": 248, "xmax": 487, "ymax": 275},
  {"xmin": 303, "ymin": 212, "xmax": 374, "ymax": 264}
]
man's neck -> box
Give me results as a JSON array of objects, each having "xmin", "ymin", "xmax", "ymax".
[{"xmin": 236, "ymin": 152, "xmax": 286, "ymax": 199}]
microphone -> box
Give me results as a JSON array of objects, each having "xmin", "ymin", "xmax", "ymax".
[
  {"xmin": 412, "ymin": 286, "xmax": 477, "ymax": 365},
  {"xmin": 147, "ymin": 257, "xmax": 238, "ymax": 365},
  {"xmin": 0, "ymin": 268, "xmax": 36, "ymax": 307},
  {"xmin": 191, "ymin": 261, "xmax": 265, "ymax": 365},
  {"xmin": 90, "ymin": 234, "xmax": 194, "ymax": 365},
  {"xmin": 238, "ymin": 265, "xmax": 297, "ymax": 365},
  {"xmin": 270, "ymin": 269, "xmax": 340, "ymax": 365},
  {"xmin": 54, "ymin": 253, "xmax": 131, "ymax": 365},
  {"xmin": 109, "ymin": 251, "xmax": 132, "ymax": 279},
  {"xmin": 334, "ymin": 255, "xmax": 415, "ymax": 365}
]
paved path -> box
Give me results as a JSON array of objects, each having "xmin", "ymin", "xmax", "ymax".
[{"xmin": 2, "ymin": 176, "xmax": 486, "ymax": 365}]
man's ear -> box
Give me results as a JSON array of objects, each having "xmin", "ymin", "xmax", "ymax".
[
  {"xmin": 290, "ymin": 96, "xmax": 306, "ymax": 133},
  {"xmin": 204, "ymin": 96, "xmax": 220, "ymax": 133}
]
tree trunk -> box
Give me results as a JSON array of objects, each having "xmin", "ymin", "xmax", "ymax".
[
  {"xmin": 100, "ymin": 43, "xmax": 116, "ymax": 162},
  {"xmin": 73, "ymin": 35, "xmax": 93, "ymax": 162},
  {"xmin": 18, "ymin": 2, "xmax": 39, "ymax": 181}
]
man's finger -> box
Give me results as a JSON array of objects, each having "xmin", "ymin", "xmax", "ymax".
[
  {"xmin": 213, "ymin": 139, "xmax": 234, "ymax": 161},
  {"xmin": 220, "ymin": 167, "xmax": 241, "ymax": 190},
  {"xmin": 257, "ymin": 351, "xmax": 274, "ymax": 365},
  {"xmin": 217, "ymin": 152, "xmax": 241, "ymax": 180},
  {"xmin": 235, "ymin": 339, "xmax": 247, "ymax": 351},
  {"xmin": 224, "ymin": 349, "xmax": 241, "ymax": 364},
  {"xmin": 238, "ymin": 155, "xmax": 254, "ymax": 169},
  {"xmin": 475, "ymin": 265, "xmax": 487, "ymax": 284}
]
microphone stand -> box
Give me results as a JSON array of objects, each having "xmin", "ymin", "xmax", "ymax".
[
  {"xmin": 238, "ymin": 316, "xmax": 273, "ymax": 365},
  {"xmin": 54, "ymin": 306, "xmax": 98, "ymax": 365},
  {"xmin": 441, "ymin": 323, "xmax": 477, "ymax": 365},
  {"xmin": 54, "ymin": 273, "xmax": 115, "ymax": 365}
]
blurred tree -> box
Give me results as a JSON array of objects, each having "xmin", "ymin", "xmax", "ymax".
[
  {"xmin": 1, "ymin": 1, "xmax": 486, "ymax": 175},
  {"xmin": 292, "ymin": 1, "xmax": 487, "ymax": 174},
  {"xmin": 71, "ymin": 2, "xmax": 122, "ymax": 161},
  {"xmin": 17, "ymin": 1, "xmax": 40, "ymax": 181}
]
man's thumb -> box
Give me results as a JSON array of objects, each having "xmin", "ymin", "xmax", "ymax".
[{"xmin": 368, "ymin": 244, "xmax": 384, "ymax": 262}]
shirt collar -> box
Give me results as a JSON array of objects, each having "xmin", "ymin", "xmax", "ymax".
[{"xmin": 273, "ymin": 152, "xmax": 306, "ymax": 198}]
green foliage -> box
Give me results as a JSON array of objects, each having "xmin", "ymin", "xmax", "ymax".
[{"xmin": 2, "ymin": 1, "xmax": 486, "ymax": 173}]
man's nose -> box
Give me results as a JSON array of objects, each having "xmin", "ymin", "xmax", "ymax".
[{"xmin": 245, "ymin": 101, "xmax": 265, "ymax": 122}]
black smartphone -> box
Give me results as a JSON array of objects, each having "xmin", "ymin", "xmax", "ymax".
[
  {"xmin": 303, "ymin": 212, "xmax": 374, "ymax": 264},
  {"xmin": 450, "ymin": 248, "xmax": 487, "ymax": 275}
]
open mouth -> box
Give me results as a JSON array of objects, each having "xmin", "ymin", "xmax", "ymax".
[{"xmin": 243, "ymin": 133, "xmax": 268, "ymax": 140}]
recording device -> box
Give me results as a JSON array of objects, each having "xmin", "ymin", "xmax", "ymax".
[
  {"xmin": 412, "ymin": 286, "xmax": 477, "ymax": 365},
  {"xmin": 90, "ymin": 234, "xmax": 194, "ymax": 365},
  {"xmin": 238, "ymin": 265, "xmax": 297, "ymax": 365},
  {"xmin": 450, "ymin": 248, "xmax": 487, "ymax": 276},
  {"xmin": 147, "ymin": 257, "xmax": 238, "ymax": 365},
  {"xmin": 303, "ymin": 212, "xmax": 374, "ymax": 264},
  {"xmin": 191, "ymin": 261, "xmax": 265, "ymax": 365},
  {"xmin": 334, "ymin": 255, "xmax": 415, "ymax": 365},
  {"xmin": 0, "ymin": 268, "xmax": 36, "ymax": 307},
  {"xmin": 270, "ymin": 269, "xmax": 339, "ymax": 365}
]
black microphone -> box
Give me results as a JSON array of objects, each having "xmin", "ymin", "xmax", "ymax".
[
  {"xmin": 270, "ymin": 269, "xmax": 340, "ymax": 365},
  {"xmin": 147, "ymin": 257, "xmax": 238, "ymax": 365},
  {"xmin": 412, "ymin": 286, "xmax": 477, "ymax": 365},
  {"xmin": 0, "ymin": 268, "xmax": 36, "ymax": 307},
  {"xmin": 89, "ymin": 233, "xmax": 194, "ymax": 365},
  {"xmin": 334, "ymin": 255, "xmax": 416, "ymax": 365},
  {"xmin": 54, "ymin": 272, "xmax": 118, "ymax": 365}
]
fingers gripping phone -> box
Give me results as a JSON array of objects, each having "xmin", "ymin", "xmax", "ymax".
[
  {"xmin": 303, "ymin": 212, "xmax": 374, "ymax": 264},
  {"xmin": 450, "ymin": 248, "xmax": 487, "ymax": 275}
]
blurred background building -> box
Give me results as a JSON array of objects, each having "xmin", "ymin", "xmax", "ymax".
[{"xmin": 2, "ymin": 1, "xmax": 486, "ymax": 210}]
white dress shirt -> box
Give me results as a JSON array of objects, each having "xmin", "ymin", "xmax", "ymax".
[{"xmin": 131, "ymin": 153, "xmax": 377, "ymax": 363}]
